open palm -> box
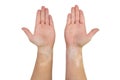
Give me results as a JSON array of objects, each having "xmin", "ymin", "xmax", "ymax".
[
  {"xmin": 22, "ymin": 6, "xmax": 55, "ymax": 48},
  {"xmin": 65, "ymin": 5, "xmax": 99, "ymax": 47}
]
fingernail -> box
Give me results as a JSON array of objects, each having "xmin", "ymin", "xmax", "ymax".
[{"xmin": 41, "ymin": 6, "xmax": 45, "ymax": 9}]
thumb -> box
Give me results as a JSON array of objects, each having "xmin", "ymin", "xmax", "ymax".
[
  {"xmin": 88, "ymin": 28, "xmax": 99, "ymax": 39},
  {"xmin": 22, "ymin": 27, "xmax": 33, "ymax": 40}
]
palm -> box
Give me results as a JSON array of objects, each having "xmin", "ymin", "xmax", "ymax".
[
  {"xmin": 65, "ymin": 24, "xmax": 89, "ymax": 47},
  {"xmin": 22, "ymin": 7, "xmax": 55, "ymax": 48},
  {"xmin": 65, "ymin": 5, "xmax": 99, "ymax": 47},
  {"xmin": 32, "ymin": 24, "xmax": 55, "ymax": 47}
]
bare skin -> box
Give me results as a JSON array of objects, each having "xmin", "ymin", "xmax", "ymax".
[
  {"xmin": 65, "ymin": 5, "xmax": 99, "ymax": 80},
  {"xmin": 22, "ymin": 6, "xmax": 55, "ymax": 80},
  {"xmin": 22, "ymin": 5, "xmax": 99, "ymax": 80}
]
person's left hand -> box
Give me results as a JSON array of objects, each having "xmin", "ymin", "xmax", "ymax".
[{"xmin": 64, "ymin": 5, "xmax": 99, "ymax": 47}]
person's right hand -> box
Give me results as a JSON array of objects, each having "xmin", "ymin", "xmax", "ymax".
[
  {"xmin": 65, "ymin": 5, "xmax": 99, "ymax": 48},
  {"xmin": 22, "ymin": 6, "xmax": 55, "ymax": 49}
]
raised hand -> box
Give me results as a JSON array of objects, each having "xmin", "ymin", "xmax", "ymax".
[
  {"xmin": 22, "ymin": 6, "xmax": 55, "ymax": 80},
  {"xmin": 65, "ymin": 5, "xmax": 99, "ymax": 47},
  {"xmin": 22, "ymin": 6, "xmax": 55, "ymax": 48}
]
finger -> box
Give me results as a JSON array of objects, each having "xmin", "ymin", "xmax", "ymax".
[
  {"xmin": 22, "ymin": 27, "xmax": 33, "ymax": 40},
  {"xmin": 66, "ymin": 13, "xmax": 71, "ymax": 25},
  {"xmin": 71, "ymin": 7, "xmax": 75, "ymax": 24},
  {"xmin": 35, "ymin": 10, "xmax": 40, "ymax": 25},
  {"xmin": 49, "ymin": 15, "xmax": 54, "ymax": 26},
  {"xmin": 45, "ymin": 8, "xmax": 49, "ymax": 24},
  {"xmin": 75, "ymin": 5, "xmax": 80, "ymax": 23},
  {"xmin": 88, "ymin": 28, "xmax": 99, "ymax": 39},
  {"xmin": 35, "ymin": 10, "xmax": 41, "ymax": 33},
  {"xmin": 41, "ymin": 6, "xmax": 45, "ymax": 24},
  {"xmin": 79, "ymin": 10, "xmax": 85, "ymax": 24}
]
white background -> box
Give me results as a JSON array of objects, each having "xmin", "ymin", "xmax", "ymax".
[{"xmin": 0, "ymin": 0, "xmax": 120, "ymax": 80}]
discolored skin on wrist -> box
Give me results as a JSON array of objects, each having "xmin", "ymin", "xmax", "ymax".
[
  {"xmin": 66, "ymin": 46, "xmax": 87, "ymax": 80},
  {"xmin": 65, "ymin": 5, "xmax": 99, "ymax": 80},
  {"xmin": 37, "ymin": 46, "xmax": 53, "ymax": 64},
  {"xmin": 66, "ymin": 46, "xmax": 82, "ymax": 66}
]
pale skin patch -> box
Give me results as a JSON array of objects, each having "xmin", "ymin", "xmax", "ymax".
[
  {"xmin": 39, "ymin": 56, "xmax": 51, "ymax": 66},
  {"xmin": 67, "ymin": 46, "xmax": 82, "ymax": 67},
  {"xmin": 38, "ymin": 46, "xmax": 53, "ymax": 66},
  {"xmin": 75, "ymin": 54, "xmax": 82, "ymax": 67}
]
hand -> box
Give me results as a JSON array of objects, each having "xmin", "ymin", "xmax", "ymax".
[
  {"xmin": 22, "ymin": 6, "xmax": 55, "ymax": 48},
  {"xmin": 65, "ymin": 5, "xmax": 99, "ymax": 47}
]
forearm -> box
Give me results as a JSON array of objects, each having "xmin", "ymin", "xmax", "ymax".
[
  {"xmin": 66, "ymin": 46, "xmax": 87, "ymax": 80},
  {"xmin": 31, "ymin": 47, "xmax": 53, "ymax": 80}
]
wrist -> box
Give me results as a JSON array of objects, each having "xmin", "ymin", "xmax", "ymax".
[
  {"xmin": 66, "ymin": 46, "xmax": 83, "ymax": 60},
  {"xmin": 36, "ymin": 46, "xmax": 53, "ymax": 66},
  {"xmin": 66, "ymin": 44, "xmax": 83, "ymax": 49},
  {"xmin": 38, "ymin": 46, "xmax": 53, "ymax": 54},
  {"xmin": 66, "ymin": 45, "xmax": 82, "ymax": 54},
  {"xmin": 37, "ymin": 46, "xmax": 53, "ymax": 58}
]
